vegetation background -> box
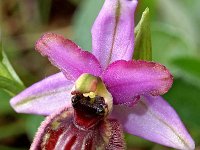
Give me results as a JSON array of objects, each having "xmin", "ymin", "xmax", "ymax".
[{"xmin": 1, "ymin": 0, "xmax": 200, "ymax": 149}]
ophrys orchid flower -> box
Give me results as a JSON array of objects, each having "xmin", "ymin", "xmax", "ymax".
[{"xmin": 10, "ymin": 0, "xmax": 195, "ymax": 149}]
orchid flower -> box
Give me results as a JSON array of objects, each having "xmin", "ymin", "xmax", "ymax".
[{"xmin": 10, "ymin": 0, "xmax": 194, "ymax": 149}]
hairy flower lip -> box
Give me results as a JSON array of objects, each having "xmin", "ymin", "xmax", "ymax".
[{"xmin": 30, "ymin": 106, "xmax": 126, "ymax": 150}]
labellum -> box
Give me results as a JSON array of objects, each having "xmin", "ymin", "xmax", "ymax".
[{"xmin": 31, "ymin": 74, "xmax": 125, "ymax": 150}]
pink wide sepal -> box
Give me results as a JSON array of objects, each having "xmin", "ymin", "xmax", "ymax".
[
  {"xmin": 92, "ymin": 0, "xmax": 138, "ymax": 69},
  {"xmin": 10, "ymin": 73, "xmax": 73, "ymax": 116},
  {"xmin": 31, "ymin": 107, "xmax": 125, "ymax": 150},
  {"xmin": 111, "ymin": 96, "xmax": 195, "ymax": 150}
]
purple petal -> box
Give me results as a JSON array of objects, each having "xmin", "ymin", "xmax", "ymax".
[
  {"xmin": 91, "ymin": 0, "xmax": 137, "ymax": 69},
  {"xmin": 111, "ymin": 96, "xmax": 195, "ymax": 150},
  {"xmin": 10, "ymin": 73, "xmax": 73, "ymax": 116},
  {"xmin": 36, "ymin": 33, "xmax": 102, "ymax": 81},
  {"xmin": 102, "ymin": 60, "xmax": 173, "ymax": 104}
]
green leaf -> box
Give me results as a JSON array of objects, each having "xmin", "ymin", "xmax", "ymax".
[
  {"xmin": 25, "ymin": 115, "xmax": 44, "ymax": 140},
  {"xmin": 0, "ymin": 41, "xmax": 2, "ymax": 60},
  {"xmin": 0, "ymin": 76, "xmax": 24, "ymax": 95},
  {"xmin": 151, "ymin": 0, "xmax": 199, "ymax": 73},
  {"xmin": 172, "ymin": 57, "xmax": 200, "ymax": 88},
  {"xmin": 0, "ymin": 50, "xmax": 24, "ymax": 86},
  {"xmin": 0, "ymin": 62, "xmax": 13, "ymax": 80},
  {"xmin": 0, "ymin": 89, "xmax": 13, "ymax": 114},
  {"xmin": 0, "ymin": 145, "xmax": 26, "ymax": 150},
  {"xmin": 0, "ymin": 46, "xmax": 25, "ymax": 95},
  {"xmin": 133, "ymin": 8, "xmax": 152, "ymax": 61},
  {"xmin": 157, "ymin": 0, "xmax": 198, "ymax": 51},
  {"xmin": 37, "ymin": 0, "xmax": 52, "ymax": 24},
  {"xmin": 72, "ymin": 0, "xmax": 104, "ymax": 50},
  {"xmin": 69, "ymin": 0, "xmax": 81, "ymax": 5},
  {"xmin": 0, "ymin": 121, "xmax": 26, "ymax": 139},
  {"xmin": 151, "ymin": 23, "xmax": 195, "ymax": 70}
]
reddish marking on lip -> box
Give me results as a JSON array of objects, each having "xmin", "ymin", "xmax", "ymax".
[{"xmin": 44, "ymin": 127, "xmax": 64, "ymax": 149}]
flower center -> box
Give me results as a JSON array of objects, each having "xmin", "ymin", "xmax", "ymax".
[
  {"xmin": 72, "ymin": 92, "xmax": 107, "ymax": 117},
  {"xmin": 71, "ymin": 73, "xmax": 113, "ymax": 129},
  {"xmin": 71, "ymin": 91, "xmax": 108, "ymax": 129}
]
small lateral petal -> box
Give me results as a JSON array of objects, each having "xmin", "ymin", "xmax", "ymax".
[
  {"xmin": 111, "ymin": 96, "xmax": 195, "ymax": 150},
  {"xmin": 36, "ymin": 33, "xmax": 102, "ymax": 81},
  {"xmin": 10, "ymin": 73, "xmax": 73, "ymax": 116},
  {"xmin": 91, "ymin": 0, "xmax": 138, "ymax": 69},
  {"xmin": 102, "ymin": 60, "xmax": 173, "ymax": 104}
]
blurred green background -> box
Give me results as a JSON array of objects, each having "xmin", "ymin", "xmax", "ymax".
[{"xmin": 1, "ymin": 0, "xmax": 200, "ymax": 149}]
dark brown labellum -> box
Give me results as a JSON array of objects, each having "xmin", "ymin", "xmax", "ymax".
[
  {"xmin": 71, "ymin": 92, "xmax": 107, "ymax": 129},
  {"xmin": 72, "ymin": 93, "xmax": 106, "ymax": 116}
]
